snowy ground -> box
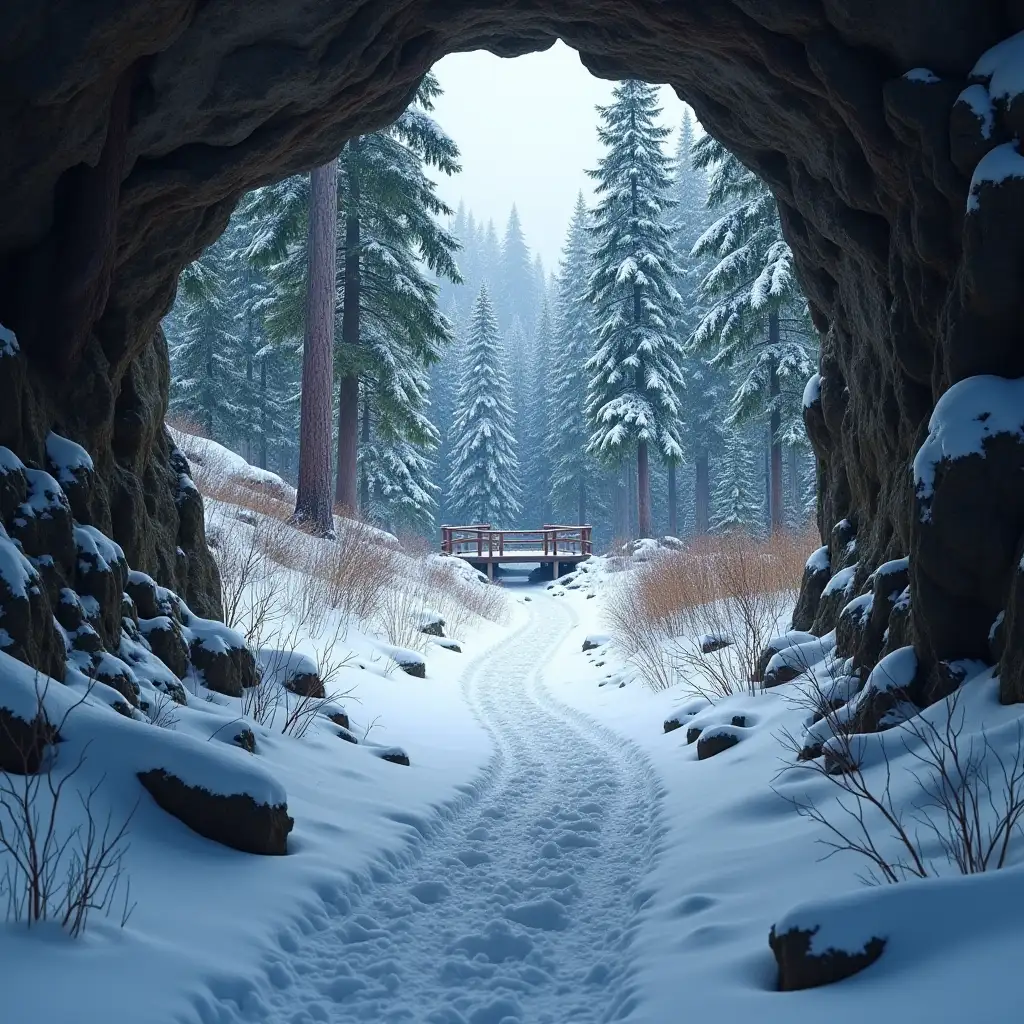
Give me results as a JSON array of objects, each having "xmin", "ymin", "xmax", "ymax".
[
  {"xmin": 545, "ymin": 560, "xmax": 1024, "ymax": 1023},
  {"xmin": 6, "ymin": 435, "xmax": 1024, "ymax": 1021}
]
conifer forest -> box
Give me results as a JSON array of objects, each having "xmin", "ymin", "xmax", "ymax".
[{"xmin": 165, "ymin": 76, "xmax": 818, "ymax": 546}]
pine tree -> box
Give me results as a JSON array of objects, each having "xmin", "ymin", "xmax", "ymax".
[
  {"xmin": 503, "ymin": 316, "xmax": 530, "ymax": 499},
  {"xmin": 497, "ymin": 205, "xmax": 535, "ymax": 331},
  {"xmin": 334, "ymin": 72, "xmax": 461, "ymax": 521},
  {"xmin": 447, "ymin": 285, "xmax": 522, "ymax": 525},
  {"xmin": 167, "ymin": 236, "xmax": 241, "ymax": 439},
  {"xmin": 549, "ymin": 193, "xmax": 596, "ymax": 526},
  {"xmin": 711, "ymin": 426, "xmax": 762, "ymax": 533},
  {"xmin": 479, "ymin": 220, "xmax": 502, "ymax": 296},
  {"xmin": 521, "ymin": 296, "xmax": 554, "ymax": 526},
  {"xmin": 432, "ymin": 298, "xmax": 465, "ymax": 525},
  {"xmin": 585, "ymin": 79, "xmax": 685, "ymax": 539},
  {"xmin": 293, "ymin": 158, "xmax": 339, "ymax": 536},
  {"xmin": 691, "ymin": 137, "xmax": 817, "ymax": 533}
]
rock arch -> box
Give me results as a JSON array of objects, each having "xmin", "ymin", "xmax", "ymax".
[{"xmin": 2, "ymin": 1, "xmax": 1024, "ymax": 696}]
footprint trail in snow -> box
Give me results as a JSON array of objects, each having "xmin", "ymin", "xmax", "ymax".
[{"xmin": 198, "ymin": 596, "xmax": 664, "ymax": 1024}]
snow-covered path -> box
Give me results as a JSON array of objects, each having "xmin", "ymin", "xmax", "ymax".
[{"xmin": 198, "ymin": 595, "xmax": 663, "ymax": 1024}]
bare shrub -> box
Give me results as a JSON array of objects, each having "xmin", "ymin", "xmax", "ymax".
[
  {"xmin": 776, "ymin": 678, "xmax": 1024, "ymax": 883},
  {"xmin": 145, "ymin": 692, "xmax": 181, "ymax": 730},
  {"xmin": 0, "ymin": 683, "xmax": 135, "ymax": 936},
  {"xmin": 372, "ymin": 555, "xmax": 510, "ymax": 650},
  {"xmin": 239, "ymin": 613, "xmax": 358, "ymax": 738},
  {"xmin": 604, "ymin": 529, "xmax": 811, "ymax": 694},
  {"xmin": 321, "ymin": 523, "xmax": 400, "ymax": 624},
  {"xmin": 602, "ymin": 580, "xmax": 675, "ymax": 691}
]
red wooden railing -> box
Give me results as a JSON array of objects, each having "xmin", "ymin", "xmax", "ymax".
[{"xmin": 440, "ymin": 524, "xmax": 593, "ymax": 558}]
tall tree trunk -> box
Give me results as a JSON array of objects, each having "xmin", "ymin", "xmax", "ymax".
[
  {"xmin": 335, "ymin": 138, "xmax": 361, "ymax": 514},
  {"xmin": 259, "ymin": 357, "xmax": 268, "ymax": 470},
  {"xmin": 359, "ymin": 396, "xmax": 370, "ymax": 513},
  {"xmin": 768, "ymin": 311, "xmax": 784, "ymax": 534},
  {"xmin": 577, "ymin": 478, "xmax": 586, "ymax": 529},
  {"xmin": 788, "ymin": 444, "xmax": 799, "ymax": 523},
  {"xmin": 695, "ymin": 452, "xmax": 710, "ymax": 534},
  {"xmin": 667, "ymin": 461, "xmax": 678, "ymax": 537},
  {"xmin": 614, "ymin": 469, "xmax": 628, "ymax": 539},
  {"xmin": 293, "ymin": 157, "xmax": 338, "ymax": 536},
  {"xmin": 637, "ymin": 440, "xmax": 652, "ymax": 538},
  {"xmin": 626, "ymin": 461, "xmax": 638, "ymax": 538}
]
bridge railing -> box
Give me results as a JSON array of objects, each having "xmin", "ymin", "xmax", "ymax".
[{"xmin": 441, "ymin": 525, "xmax": 592, "ymax": 558}]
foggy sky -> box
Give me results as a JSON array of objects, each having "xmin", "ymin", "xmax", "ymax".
[{"xmin": 429, "ymin": 42, "xmax": 688, "ymax": 274}]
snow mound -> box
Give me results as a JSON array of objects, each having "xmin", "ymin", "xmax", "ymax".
[{"xmin": 168, "ymin": 425, "xmax": 295, "ymax": 501}]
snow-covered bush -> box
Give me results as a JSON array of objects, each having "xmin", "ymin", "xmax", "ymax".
[{"xmin": 776, "ymin": 666, "xmax": 1024, "ymax": 882}]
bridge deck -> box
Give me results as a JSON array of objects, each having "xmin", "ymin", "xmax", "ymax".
[{"xmin": 441, "ymin": 525, "xmax": 592, "ymax": 579}]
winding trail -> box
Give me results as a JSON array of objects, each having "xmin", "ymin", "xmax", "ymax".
[{"xmin": 202, "ymin": 594, "xmax": 664, "ymax": 1024}]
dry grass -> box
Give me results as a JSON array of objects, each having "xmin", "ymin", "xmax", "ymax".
[
  {"xmin": 374, "ymin": 556, "xmax": 511, "ymax": 650},
  {"xmin": 604, "ymin": 528, "xmax": 814, "ymax": 694},
  {"xmin": 187, "ymin": 433, "xmax": 509, "ymax": 661}
]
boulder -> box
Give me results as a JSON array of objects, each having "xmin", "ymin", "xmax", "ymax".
[
  {"xmin": 700, "ymin": 634, "xmax": 732, "ymax": 654},
  {"xmin": 430, "ymin": 637, "xmax": 462, "ymax": 653},
  {"xmin": 755, "ymin": 631, "xmax": 819, "ymax": 682},
  {"xmin": 233, "ymin": 728, "xmax": 257, "ymax": 753},
  {"xmin": 418, "ymin": 616, "xmax": 445, "ymax": 637},
  {"xmin": 284, "ymin": 667, "xmax": 325, "ymax": 699},
  {"xmin": 0, "ymin": 533, "xmax": 66, "ymax": 680},
  {"xmin": 327, "ymin": 709, "xmax": 350, "ymax": 730},
  {"xmin": 769, "ymin": 923, "xmax": 885, "ymax": 991},
  {"xmin": 137, "ymin": 769, "xmax": 293, "ymax": 855},
  {"xmin": 851, "ymin": 558, "xmax": 911, "ymax": 673},
  {"xmin": 188, "ymin": 621, "xmax": 258, "ymax": 697},
  {"xmin": 791, "ymin": 547, "xmax": 831, "ymax": 633},
  {"xmin": 139, "ymin": 615, "xmax": 189, "ymax": 679},
  {"xmin": 685, "ymin": 726, "xmax": 702, "ymax": 745},
  {"xmin": 0, "ymin": 706, "xmax": 58, "ymax": 774},
  {"xmin": 377, "ymin": 748, "xmax": 411, "ymax": 766},
  {"xmin": 0, "ymin": 449, "xmax": 28, "ymax": 523},
  {"xmin": 696, "ymin": 729, "xmax": 739, "ymax": 759}
]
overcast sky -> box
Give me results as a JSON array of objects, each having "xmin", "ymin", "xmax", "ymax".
[{"xmin": 429, "ymin": 42, "xmax": 688, "ymax": 273}]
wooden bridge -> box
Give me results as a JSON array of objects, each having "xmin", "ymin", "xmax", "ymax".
[{"xmin": 440, "ymin": 524, "xmax": 593, "ymax": 580}]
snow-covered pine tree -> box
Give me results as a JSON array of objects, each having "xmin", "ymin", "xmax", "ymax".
[
  {"xmin": 520, "ymin": 296, "xmax": 554, "ymax": 527},
  {"xmin": 497, "ymin": 205, "xmax": 535, "ymax": 332},
  {"xmin": 667, "ymin": 110, "xmax": 723, "ymax": 535},
  {"xmin": 166, "ymin": 183, "xmax": 303, "ymax": 477},
  {"xmin": 549, "ymin": 193, "xmax": 597, "ymax": 527},
  {"xmin": 479, "ymin": 220, "xmax": 502, "ymax": 297},
  {"xmin": 531, "ymin": 253, "xmax": 548, "ymax": 324},
  {"xmin": 711, "ymin": 425, "xmax": 762, "ymax": 533},
  {"xmin": 167, "ymin": 236, "xmax": 241, "ymax": 439},
  {"xmin": 503, "ymin": 315, "xmax": 530, "ymax": 514},
  {"xmin": 585, "ymin": 79, "xmax": 686, "ymax": 539},
  {"xmin": 432, "ymin": 298, "xmax": 465, "ymax": 526},
  {"xmin": 334, "ymin": 71, "xmax": 461, "ymax": 521},
  {"xmin": 691, "ymin": 136, "xmax": 818, "ymax": 533},
  {"xmin": 447, "ymin": 285, "xmax": 522, "ymax": 525}
]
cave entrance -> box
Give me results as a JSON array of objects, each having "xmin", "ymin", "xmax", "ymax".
[{"xmin": 3, "ymin": 2, "xmax": 1023, "ymax": 696}]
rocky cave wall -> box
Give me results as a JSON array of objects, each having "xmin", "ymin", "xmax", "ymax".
[{"xmin": 2, "ymin": 0, "xmax": 1024, "ymax": 699}]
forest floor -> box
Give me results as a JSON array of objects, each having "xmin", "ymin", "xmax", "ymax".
[
  {"xmin": 187, "ymin": 570, "xmax": 1024, "ymax": 1024},
  {"xmin": 200, "ymin": 591, "xmax": 661, "ymax": 1024},
  {"xmin": 5, "ymin": 439, "xmax": 1023, "ymax": 1024}
]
